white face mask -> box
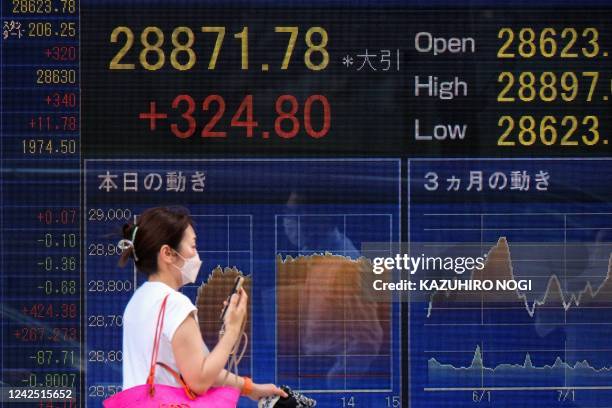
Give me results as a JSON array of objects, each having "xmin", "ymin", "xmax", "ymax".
[{"xmin": 172, "ymin": 250, "xmax": 202, "ymax": 285}]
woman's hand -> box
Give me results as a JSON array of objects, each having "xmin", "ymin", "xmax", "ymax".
[
  {"xmin": 222, "ymin": 287, "xmax": 248, "ymax": 338},
  {"xmin": 247, "ymin": 382, "xmax": 288, "ymax": 401}
]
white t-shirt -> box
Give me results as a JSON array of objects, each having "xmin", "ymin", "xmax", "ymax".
[{"xmin": 122, "ymin": 281, "xmax": 208, "ymax": 389}]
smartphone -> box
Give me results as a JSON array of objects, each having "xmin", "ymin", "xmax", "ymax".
[{"xmin": 219, "ymin": 276, "xmax": 245, "ymax": 321}]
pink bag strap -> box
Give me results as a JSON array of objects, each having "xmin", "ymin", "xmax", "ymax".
[
  {"xmin": 145, "ymin": 293, "xmax": 198, "ymax": 400},
  {"xmin": 156, "ymin": 361, "xmax": 198, "ymax": 399}
]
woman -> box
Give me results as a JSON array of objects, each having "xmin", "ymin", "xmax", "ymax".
[{"xmin": 118, "ymin": 206, "xmax": 286, "ymax": 403}]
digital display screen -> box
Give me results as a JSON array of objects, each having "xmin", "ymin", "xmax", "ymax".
[{"xmin": 1, "ymin": 1, "xmax": 611, "ymax": 407}]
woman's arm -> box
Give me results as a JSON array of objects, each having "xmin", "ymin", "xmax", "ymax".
[
  {"xmin": 171, "ymin": 291, "xmax": 246, "ymax": 394},
  {"xmin": 171, "ymin": 290, "xmax": 286, "ymax": 400},
  {"xmin": 213, "ymin": 369, "xmax": 243, "ymax": 388},
  {"xmin": 213, "ymin": 370, "xmax": 287, "ymax": 401},
  {"xmin": 171, "ymin": 313, "xmax": 241, "ymax": 394}
]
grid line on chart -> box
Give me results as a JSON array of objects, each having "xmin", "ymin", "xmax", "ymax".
[{"xmin": 185, "ymin": 214, "xmax": 253, "ymax": 281}]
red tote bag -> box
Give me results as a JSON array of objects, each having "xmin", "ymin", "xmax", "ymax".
[{"xmin": 103, "ymin": 294, "xmax": 240, "ymax": 407}]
